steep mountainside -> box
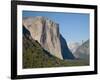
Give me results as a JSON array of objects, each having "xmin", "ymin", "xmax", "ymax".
[
  {"xmin": 23, "ymin": 26, "xmax": 87, "ymax": 68},
  {"xmin": 23, "ymin": 16, "xmax": 74, "ymax": 60},
  {"xmin": 74, "ymin": 40, "xmax": 89, "ymax": 60},
  {"xmin": 23, "ymin": 25, "xmax": 64, "ymax": 68}
]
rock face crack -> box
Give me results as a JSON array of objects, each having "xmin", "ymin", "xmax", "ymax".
[{"xmin": 40, "ymin": 19, "xmax": 47, "ymax": 46}]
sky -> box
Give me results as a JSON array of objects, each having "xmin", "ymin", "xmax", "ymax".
[{"xmin": 23, "ymin": 11, "xmax": 89, "ymax": 44}]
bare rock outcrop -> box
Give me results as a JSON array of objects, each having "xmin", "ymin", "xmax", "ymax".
[{"xmin": 23, "ymin": 16, "xmax": 74, "ymax": 60}]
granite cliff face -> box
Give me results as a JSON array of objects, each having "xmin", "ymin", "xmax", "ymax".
[
  {"xmin": 23, "ymin": 16, "xmax": 74, "ymax": 60},
  {"xmin": 23, "ymin": 25, "xmax": 69, "ymax": 68}
]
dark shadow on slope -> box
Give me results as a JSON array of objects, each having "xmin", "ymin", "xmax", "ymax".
[
  {"xmin": 23, "ymin": 25, "xmax": 30, "ymax": 37},
  {"xmin": 60, "ymin": 34, "xmax": 75, "ymax": 59}
]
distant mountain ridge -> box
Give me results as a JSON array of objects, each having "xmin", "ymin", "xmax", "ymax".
[
  {"xmin": 23, "ymin": 16, "xmax": 75, "ymax": 60},
  {"xmin": 74, "ymin": 40, "xmax": 89, "ymax": 60}
]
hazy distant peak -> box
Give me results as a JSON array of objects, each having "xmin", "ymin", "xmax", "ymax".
[
  {"xmin": 68, "ymin": 42, "xmax": 81, "ymax": 54},
  {"xmin": 74, "ymin": 40, "xmax": 90, "ymax": 60}
]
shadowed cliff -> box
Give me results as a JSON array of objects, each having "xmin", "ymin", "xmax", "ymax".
[{"xmin": 60, "ymin": 34, "xmax": 75, "ymax": 59}]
